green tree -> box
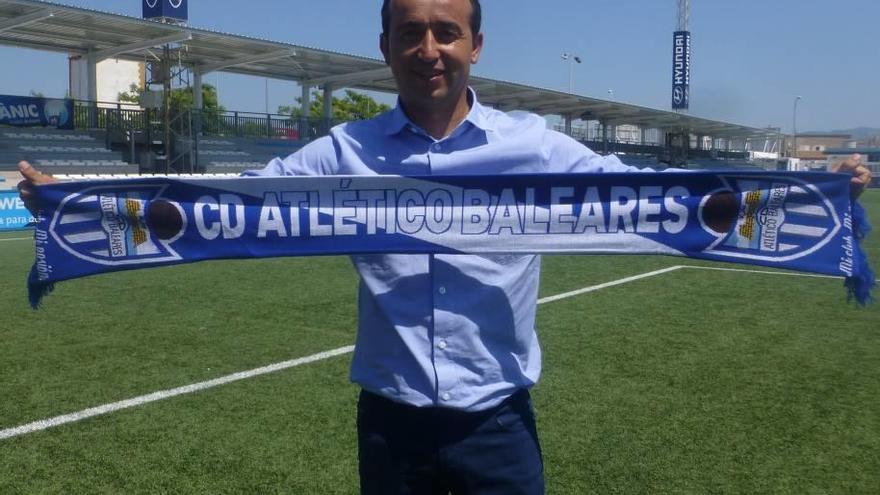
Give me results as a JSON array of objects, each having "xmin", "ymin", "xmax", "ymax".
[
  {"xmin": 278, "ymin": 90, "xmax": 391, "ymax": 121},
  {"xmin": 118, "ymin": 84, "xmax": 141, "ymax": 104}
]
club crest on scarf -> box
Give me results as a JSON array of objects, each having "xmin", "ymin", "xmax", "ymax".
[
  {"xmin": 698, "ymin": 175, "xmax": 840, "ymax": 263},
  {"xmin": 49, "ymin": 184, "xmax": 185, "ymax": 266}
]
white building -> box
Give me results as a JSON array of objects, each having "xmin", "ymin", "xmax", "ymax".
[{"xmin": 69, "ymin": 55, "xmax": 144, "ymax": 104}]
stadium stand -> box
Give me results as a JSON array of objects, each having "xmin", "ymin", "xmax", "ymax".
[
  {"xmin": 0, "ymin": 128, "xmax": 138, "ymax": 174},
  {"xmin": 615, "ymin": 153, "xmax": 767, "ymax": 171},
  {"xmin": 615, "ymin": 154, "xmax": 668, "ymax": 170},
  {"xmin": 200, "ymin": 137, "xmax": 304, "ymax": 173},
  {"xmin": 0, "ymin": 125, "xmax": 303, "ymax": 176},
  {"xmin": 687, "ymin": 159, "xmax": 764, "ymax": 171}
]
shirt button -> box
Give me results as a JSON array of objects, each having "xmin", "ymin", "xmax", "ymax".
[
  {"xmin": 441, "ymin": 392, "xmax": 451, "ymax": 401},
  {"xmin": 438, "ymin": 340, "xmax": 447, "ymax": 350},
  {"xmin": 433, "ymin": 143, "xmax": 442, "ymax": 151},
  {"xmin": 438, "ymin": 286, "xmax": 446, "ymax": 295}
]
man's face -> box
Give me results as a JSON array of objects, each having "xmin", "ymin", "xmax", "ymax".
[{"xmin": 380, "ymin": 0, "xmax": 483, "ymax": 112}]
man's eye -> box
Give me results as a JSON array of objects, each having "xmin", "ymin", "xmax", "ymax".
[
  {"xmin": 399, "ymin": 30, "xmax": 422, "ymax": 41},
  {"xmin": 435, "ymin": 30, "xmax": 459, "ymax": 43}
]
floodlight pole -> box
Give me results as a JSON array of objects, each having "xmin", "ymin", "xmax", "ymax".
[
  {"xmin": 678, "ymin": 0, "xmax": 690, "ymax": 32},
  {"xmin": 562, "ymin": 52, "xmax": 581, "ymax": 94},
  {"xmin": 674, "ymin": 0, "xmax": 691, "ymax": 165},
  {"xmin": 676, "ymin": 0, "xmax": 690, "ymax": 115}
]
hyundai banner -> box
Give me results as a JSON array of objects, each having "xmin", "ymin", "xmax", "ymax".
[
  {"xmin": 143, "ymin": 0, "xmax": 188, "ymax": 21},
  {"xmin": 0, "ymin": 95, "xmax": 74, "ymax": 130},
  {"xmin": 671, "ymin": 31, "xmax": 691, "ymax": 110}
]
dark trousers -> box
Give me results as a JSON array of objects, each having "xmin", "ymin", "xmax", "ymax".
[{"xmin": 357, "ymin": 389, "xmax": 544, "ymax": 495}]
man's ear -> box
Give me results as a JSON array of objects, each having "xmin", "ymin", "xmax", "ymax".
[
  {"xmin": 471, "ymin": 32, "xmax": 483, "ymax": 64},
  {"xmin": 380, "ymin": 33, "xmax": 390, "ymax": 65}
]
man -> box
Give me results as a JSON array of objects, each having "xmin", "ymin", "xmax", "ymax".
[{"xmin": 17, "ymin": 0, "xmax": 872, "ymax": 493}]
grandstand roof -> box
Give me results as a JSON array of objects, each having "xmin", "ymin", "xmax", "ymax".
[{"xmin": 0, "ymin": 0, "xmax": 777, "ymax": 139}]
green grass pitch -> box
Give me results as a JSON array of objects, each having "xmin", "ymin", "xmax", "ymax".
[{"xmin": 0, "ymin": 191, "xmax": 877, "ymax": 493}]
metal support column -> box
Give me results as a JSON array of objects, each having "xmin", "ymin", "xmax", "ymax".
[
  {"xmin": 87, "ymin": 51, "xmax": 98, "ymax": 128},
  {"xmin": 192, "ymin": 70, "xmax": 203, "ymax": 169},
  {"xmin": 193, "ymin": 70, "xmax": 203, "ymax": 111},
  {"xmin": 602, "ymin": 121, "xmax": 609, "ymax": 154},
  {"xmin": 322, "ymin": 83, "xmax": 333, "ymax": 135},
  {"xmin": 300, "ymin": 83, "xmax": 311, "ymax": 139}
]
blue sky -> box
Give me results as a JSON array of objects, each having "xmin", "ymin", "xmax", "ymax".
[{"xmin": 1, "ymin": 0, "xmax": 877, "ymax": 133}]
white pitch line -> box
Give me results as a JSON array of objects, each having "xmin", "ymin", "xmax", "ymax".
[
  {"xmin": 0, "ymin": 236, "xmax": 30, "ymax": 242},
  {"xmin": 0, "ymin": 265, "xmax": 687, "ymax": 441},
  {"xmin": 537, "ymin": 265, "xmax": 684, "ymax": 304},
  {"xmin": 0, "ymin": 345, "xmax": 355, "ymax": 440}
]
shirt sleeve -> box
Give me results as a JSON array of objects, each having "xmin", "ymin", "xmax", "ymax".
[
  {"xmin": 241, "ymin": 135, "xmax": 338, "ymax": 177},
  {"xmin": 541, "ymin": 129, "xmax": 653, "ymax": 173}
]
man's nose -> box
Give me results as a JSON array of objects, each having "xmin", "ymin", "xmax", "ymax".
[{"xmin": 417, "ymin": 30, "xmax": 440, "ymax": 61}]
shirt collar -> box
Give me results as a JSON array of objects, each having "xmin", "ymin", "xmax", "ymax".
[{"xmin": 383, "ymin": 87, "xmax": 496, "ymax": 137}]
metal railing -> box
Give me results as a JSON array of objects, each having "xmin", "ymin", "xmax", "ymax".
[
  {"xmin": 68, "ymin": 99, "xmax": 344, "ymax": 141},
  {"xmin": 195, "ymin": 110, "xmax": 338, "ymax": 140}
]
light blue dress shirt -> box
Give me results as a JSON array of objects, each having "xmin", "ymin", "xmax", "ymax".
[{"xmin": 246, "ymin": 90, "xmax": 640, "ymax": 411}]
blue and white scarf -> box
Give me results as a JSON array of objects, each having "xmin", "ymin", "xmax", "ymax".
[{"xmin": 28, "ymin": 171, "xmax": 874, "ymax": 307}]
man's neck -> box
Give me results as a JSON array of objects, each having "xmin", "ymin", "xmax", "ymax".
[{"xmin": 402, "ymin": 91, "xmax": 472, "ymax": 140}]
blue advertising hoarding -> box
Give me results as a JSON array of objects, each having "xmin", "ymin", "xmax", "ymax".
[
  {"xmin": 0, "ymin": 95, "xmax": 74, "ymax": 129},
  {"xmin": 671, "ymin": 31, "xmax": 691, "ymax": 110},
  {"xmin": 0, "ymin": 191, "xmax": 35, "ymax": 231},
  {"xmin": 143, "ymin": 0, "xmax": 188, "ymax": 21}
]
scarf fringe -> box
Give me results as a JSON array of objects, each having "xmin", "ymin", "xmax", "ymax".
[{"xmin": 27, "ymin": 266, "xmax": 55, "ymax": 310}]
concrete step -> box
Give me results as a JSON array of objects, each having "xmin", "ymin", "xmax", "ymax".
[
  {"xmin": 207, "ymin": 161, "xmax": 265, "ymax": 169},
  {"xmin": 1, "ymin": 131, "xmax": 96, "ymax": 141},
  {"xmin": 17, "ymin": 145, "xmax": 113, "ymax": 153},
  {"xmin": 34, "ymin": 159, "xmax": 131, "ymax": 167}
]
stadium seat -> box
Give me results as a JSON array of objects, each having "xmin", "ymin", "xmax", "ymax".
[{"xmin": 0, "ymin": 128, "xmax": 135, "ymax": 173}]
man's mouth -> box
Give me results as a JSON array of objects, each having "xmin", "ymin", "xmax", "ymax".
[{"xmin": 415, "ymin": 70, "xmax": 444, "ymax": 82}]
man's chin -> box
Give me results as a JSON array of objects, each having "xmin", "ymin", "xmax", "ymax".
[
  {"xmin": 418, "ymin": 82, "xmax": 448, "ymax": 98},
  {"xmin": 400, "ymin": 85, "xmax": 470, "ymax": 112},
  {"xmin": 403, "ymin": 89, "xmax": 449, "ymax": 105}
]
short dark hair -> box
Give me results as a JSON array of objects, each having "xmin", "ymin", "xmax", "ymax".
[{"xmin": 381, "ymin": 0, "xmax": 482, "ymax": 37}]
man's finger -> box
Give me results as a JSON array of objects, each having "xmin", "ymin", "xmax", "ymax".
[
  {"xmin": 18, "ymin": 160, "xmax": 40, "ymax": 180},
  {"xmin": 17, "ymin": 160, "xmax": 57, "ymax": 185},
  {"xmin": 16, "ymin": 174, "xmax": 43, "ymax": 216},
  {"xmin": 828, "ymin": 154, "xmax": 872, "ymax": 199},
  {"xmin": 852, "ymin": 164, "xmax": 872, "ymax": 188},
  {"xmin": 831, "ymin": 154, "xmax": 862, "ymax": 174}
]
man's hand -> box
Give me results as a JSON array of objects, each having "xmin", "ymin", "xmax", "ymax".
[
  {"xmin": 831, "ymin": 154, "xmax": 873, "ymax": 199},
  {"xmin": 17, "ymin": 160, "xmax": 58, "ymax": 216}
]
